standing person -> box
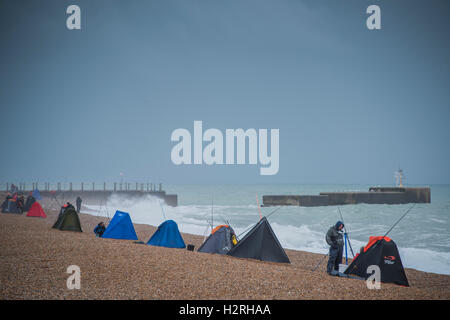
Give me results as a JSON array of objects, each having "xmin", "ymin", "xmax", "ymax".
[
  {"xmin": 5, "ymin": 192, "xmax": 12, "ymax": 212},
  {"xmin": 24, "ymin": 193, "xmax": 35, "ymax": 212},
  {"xmin": 325, "ymin": 221, "xmax": 345, "ymax": 276},
  {"xmin": 17, "ymin": 195, "xmax": 25, "ymax": 213},
  {"xmin": 76, "ymin": 196, "xmax": 82, "ymax": 213}
]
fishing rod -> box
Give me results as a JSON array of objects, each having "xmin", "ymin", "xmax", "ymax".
[
  {"xmin": 99, "ymin": 199, "xmax": 108, "ymax": 223},
  {"xmin": 346, "ymin": 203, "xmax": 416, "ymax": 275},
  {"xmin": 256, "ymin": 194, "xmax": 262, "ymax": 220},
  {"xmin": 201, "ymin": 196, "xmax": 216, "ymax": 243},
  {"xmin": 105, "ymin": 202, "xmax": 110, "ymax": 221},
  {"xmin": 201, "ymin": 206, "xmax": 230, "ymax": 242},
  {"xmin": 212, "ymin": 214, "xmax": 230, "ymax": 228},
  {"xmin": 51, "ymin": 191, "xmax": 62, "ymax": 209},
  {"xmin": 101, "ymin": 196, "xmax": 111, "ymax": 221},
  {"xmin": 159, "ymin": 200, "xmax": 167, "ymax": 221},
  {"xmin": 311, "ymin": 253, "xmax": 328, "ymax": 272},
  {"xmin": 61, "ymin": 189, "xmax": 65, "ymax": 207},
  {"xmin": 338, "ymin": 207, "xmax": 355, "ymax": 258},
  {"xmin": 211, "ymin": 194, "xmax": 214, "ymax": 229},
  {"xmin": 201, "ymin": 215, "xmax": 232, "ymax": 243},
  {"xmin": 202, "ymin": 220, "xmax": 213, "ymax": 242},
  {"xmin": 312, "ymin": 207, "xmax": 350, "ymax": 273},
  {"xmin": 265, "ymin": 206, "xmax": 282, "ymax": 220},
  {"xmin": 236, "ymin": 223, "xmax": 257, "ymax": 240},
  {"xmin": 383, "ymin": 203, "xmax": 416, "ymax": 238},
  {"xmin": 61, "ymin": 178, "xmax": 68, "ymax": 208},
  {"xmin": 236, "ymin": 206, "xmax": 282, "ymax": 239}
]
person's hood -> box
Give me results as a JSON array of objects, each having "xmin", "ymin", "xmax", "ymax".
[{"xmin": 335, "ymin": 221, "xmax": 344, "ymax": 230}]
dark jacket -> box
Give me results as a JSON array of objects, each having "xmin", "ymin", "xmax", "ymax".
[
  {"xmin": 326, "ymin": 222, "xmax": 344, "ymax": 247},
  {"xmin": 94, "ymin": 224, "xmax": 106, "ymax": 237}
]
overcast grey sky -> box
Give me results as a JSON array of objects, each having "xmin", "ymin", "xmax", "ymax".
[{"xmin": 0, "ymin": 0, "xmax": 449, "ymax": 184}]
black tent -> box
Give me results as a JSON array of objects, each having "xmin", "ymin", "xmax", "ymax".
[
  {"xmin": 227, "ymin": 217, "xmax": 290, "ymax": 263},
  {"xmin": 52, "ymin": 206, "xmax": 83, "ymax": 232},
  {"xmin": 198, "ymin": 225, "xmax": 237, "ymax": 255},
  {"xmin": 344, "ymin": 236, "xmax": 409, "ymax": 286}
]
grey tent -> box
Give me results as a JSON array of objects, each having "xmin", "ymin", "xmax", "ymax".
[
  {"xmin": 52, "ymin": 205, "xmax": 82, "ymax": 232},
  {"xmin": 198, "ymin": 225, "xmax": 237, "ymax": 254},
  {"xmin": 227, "ymin": 217, "xmax": 290, "ymax": 263}
]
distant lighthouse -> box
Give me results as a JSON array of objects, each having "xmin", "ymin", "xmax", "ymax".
[{"xmin": 395, "ymin": 169, "xmax": 405, "ymax": 187}]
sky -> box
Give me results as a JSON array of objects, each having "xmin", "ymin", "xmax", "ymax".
[{"xmin": 0, "ymin": 0, "xmax": 449, "ymax": 185}]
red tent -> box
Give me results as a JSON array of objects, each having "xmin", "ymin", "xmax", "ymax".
[{"xmin": 26, "ymin": 202, "xmax": 47, "ymax": 218}]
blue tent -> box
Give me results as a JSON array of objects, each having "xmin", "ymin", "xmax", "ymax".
[
  {"xmin": 147, "ymin": 220, "xmax": 186, "ymax": 248},
  {"xmin": 102, "ymin": 210, "xmax": 138, "ymax": 240},
  {"xmin": 32, "ymin": 189, "xmax": 42, "ymax": 201}
]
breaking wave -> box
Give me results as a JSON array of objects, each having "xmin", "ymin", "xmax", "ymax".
[{"xmin": 82, "ymin": 192, "xmax": 450, "ymax": 275}]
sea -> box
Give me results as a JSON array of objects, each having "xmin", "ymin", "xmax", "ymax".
[{"xmin": 82, "ymin": 184, "xmax": 450, "ymax": 276}]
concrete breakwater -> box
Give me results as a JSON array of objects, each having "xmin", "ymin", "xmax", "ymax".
[
  {"xmin": 36, "ymin": 190, "xmax": 178, "ymax": 207},
  {"xmin": 262, "ymin": 187, "xmax": 430, "ymax": 207},
  {"xmin": 3, "ymin": 190, "xmax": 177, "ymax": 207},
  {"xmin": 3, "ymin": 182, "xmax": 178, "ymax": 207}
]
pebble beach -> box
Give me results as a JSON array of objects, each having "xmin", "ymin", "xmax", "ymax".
[{"xmin": 1, "ymin": 202, "xmax": 449, "ymax": 300}]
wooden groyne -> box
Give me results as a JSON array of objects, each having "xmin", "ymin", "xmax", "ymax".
[{"xmin": 262, "ymin": 187, "xmax": 430, "ymax": 207}]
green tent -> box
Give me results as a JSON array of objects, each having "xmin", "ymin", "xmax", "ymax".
[{"xmin": 52, "ymin": 206, "xmax": 82, "ymax": 232}]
